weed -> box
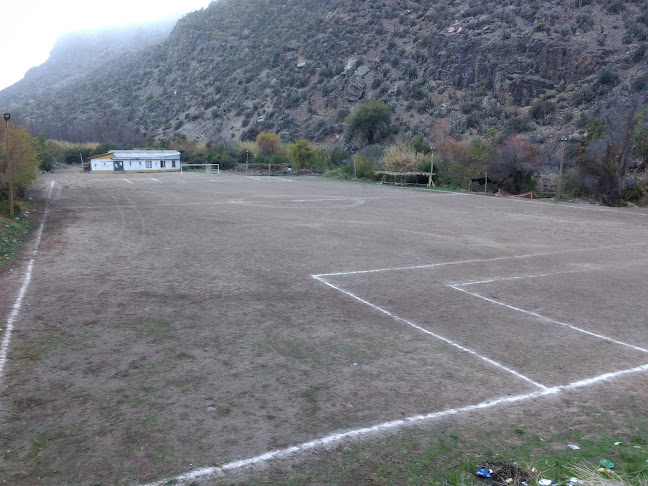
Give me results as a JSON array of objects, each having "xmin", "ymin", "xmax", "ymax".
[
  {"xmin": 130, "ymin": 318, "xmax": 173, "ymax": 340},
  {"xmin": 30, "ymin": 437, "xmax": 48, "ymax": 460},
  {"xmin": 302, "ymin": 384, "xmax": 330, "ymax": 415},
  {"xmin": 0, "ymin": 213, "xmax": 35, "ymax": 268},
  {"xmin": 217, "ymin": 406, "xmax": 232, "ymax": 417}
]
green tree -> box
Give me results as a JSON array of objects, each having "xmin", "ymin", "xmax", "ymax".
[
  {"xmin": 345, "ymin": 100, "xmax": 391, "ymax": 144},
  {"xmin": 288, "ymin": 139, "xmax": 316, "ymax": 170},
  {"xmin": 35, "ymin": 134, "xmax": 56, "ymax": 172},
  {"xmin": 1, "ymin": 124, "xmax": 39, "ymax": 215},
  {"xmin": 633, "ymin": 106, "xmax": 648, "ymax": 168},
  {"xmin": 256, "ymin": 132, "xmax": 281, "ymax": 157},
  {"xmin": 410, "ymin": 135, "xmax": 431, "ymax": 154}
]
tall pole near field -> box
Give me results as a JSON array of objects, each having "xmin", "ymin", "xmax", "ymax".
[
  {"xmin": 428, "ymin": 146, "xmax": 435, "ymax": 188},
  {"xmin": 3, "ymin": 113, "xmax": 12, "ymax": 216},
  {"xmin": 557, "ymin": 136, "xmax": 568, "ymax": 201},
  {"xmin": 246, "ymin": 150, "xmax": 249, "ymax": 175}
]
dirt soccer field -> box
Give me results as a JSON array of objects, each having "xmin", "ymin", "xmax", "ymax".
[{"xmin": 1, "ymin": 169, "xmax": 648, "ymax": 485}]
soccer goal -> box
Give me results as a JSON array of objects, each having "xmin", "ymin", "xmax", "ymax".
[{"xmin": 180, "ymin": 163, "xmax": 220, "ymax": 178}]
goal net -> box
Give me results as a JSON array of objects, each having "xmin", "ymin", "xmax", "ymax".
[{"xmin": 180, "ymin": 163, "xmax": 220, "ymax": 178}]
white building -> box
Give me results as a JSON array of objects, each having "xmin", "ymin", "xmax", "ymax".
[{"xmin": 89, "ymin": 150, "xmax": 181, "ymax": 173}]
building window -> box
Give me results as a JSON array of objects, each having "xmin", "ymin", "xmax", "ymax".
[
  {"xmin": 172, "ymin": 161, "xmax": 176, "ymax": 168},
  {"xmin": 160, "ymin": 160, "xmax": 166, "ymax": 168},
  {"xmin": 146, "ymin": 161, "xmax": 152, "ymax": 168}
]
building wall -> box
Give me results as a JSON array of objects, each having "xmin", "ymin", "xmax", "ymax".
[{"xmin": 90, "ymin": 158, "xmax": 181, "ymax": 173}]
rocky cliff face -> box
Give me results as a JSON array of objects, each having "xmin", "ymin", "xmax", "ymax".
[{"xmin": 0, "ymin": 0, "xmax": 646, "ymax": 145}]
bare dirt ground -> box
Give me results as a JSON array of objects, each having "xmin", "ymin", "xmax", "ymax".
[{"xmin": 1, "ymin": 169, "xmax": 648, "ymax": 485}]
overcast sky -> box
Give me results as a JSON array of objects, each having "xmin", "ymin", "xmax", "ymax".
[{"xmin": 0, "ymin": 0, "xmax": 213, "ymax": 91}]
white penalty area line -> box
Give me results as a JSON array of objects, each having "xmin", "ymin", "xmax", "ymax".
[
  {"xmin": 142, "ymin": 361, "xmax": 648, "ymax": 486},
  {"xmin": 313, "ymin": 275, "xmax": 547, "ymax": 390},
  {"xmin": 450, "ymin": 283, "xmax": 648, "ymax": 355},
  {"xmin": 0, "ymin": 181, "xmax": 55, "ymax": 384},
  {"xmin": 314, "ymin": 241, "xmax": 648, "ymax": 278}
]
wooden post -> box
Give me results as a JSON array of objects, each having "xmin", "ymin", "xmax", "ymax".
[
  {"xmin": 557, "ymin": 136, "xmax": 567, "ymax": 201},
  {"xmin": 428, "ymin": 147, "xmax": 435, "ymax": 187}
]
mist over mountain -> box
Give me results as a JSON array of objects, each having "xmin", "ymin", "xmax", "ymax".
[{"xmin": 0, "ymin": 0, "xmax": 647, "ymax": 146}]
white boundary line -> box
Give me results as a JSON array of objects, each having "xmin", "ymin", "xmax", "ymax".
[
  {"xmin": 0, "ymin": 181, "xmax": 55, "ymax": 384},
  {"xmin": 450, "ymin": 279, "xmax": 648, "ymax": 356},
  {"xmin": 313, "ymin": 275, "xmax": 547, "ymax": 390},
  {"xmin": 139, "ymin": 217, "xmax": 648, "ymax": 486},
  {"xmin": 142, "ymin": 361, "xmax": 648, "ymax": 486},
  {"xmin": 314, "ymin": 242, "xmax": 648, "ymax": 278}
]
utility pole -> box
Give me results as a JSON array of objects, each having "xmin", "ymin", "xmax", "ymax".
[
  {"xmin": 3, "ymin": 113, "xmax": 12, "ymax": 215},
  {"xmin": 246, "ymin": 150, "xmax": 249, "ymax": 175},
  {"xmin": 557, "ymin": 136, "xmax": 568, "ymax": 201},
  {"xmin": 428, "ymin": 146, "xmax": 435, "ymax": 187}
]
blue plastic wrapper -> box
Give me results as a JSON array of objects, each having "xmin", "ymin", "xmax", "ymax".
[{"xmin": 476, "ymin": 468, "xmax": 492, "ymax": 478}]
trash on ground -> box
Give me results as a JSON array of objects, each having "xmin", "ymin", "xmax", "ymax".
[
  {"xmin": 476, "ymin": 461, "xmax": 535, "ymax": 486},
  {"xmin": 477, "ymin": 468, "xmax": 492, "ymax": 478},
  {"xmin": 600, "ymin": 459, "xmax": 614, "ymax": 469},
  {"xmin": 614, "ymin": 441, "xmax": 623, "ymax": 446},
  {"xmin": 538, "ymin": 479, "xmax": 552, "ymax": 485},
  {"xmin": 567, "ymin": 444, "xmax": 581, "ymax": 450}
]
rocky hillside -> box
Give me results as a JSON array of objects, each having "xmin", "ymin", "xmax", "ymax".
[{"xmin": 0, "ymin": 0, "xmax": 647, "ymax": 146}]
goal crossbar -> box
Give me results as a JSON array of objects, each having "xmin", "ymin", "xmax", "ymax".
[{"xmin": 180, "ymin": 163, "xmax": 220, "ymax": 178}]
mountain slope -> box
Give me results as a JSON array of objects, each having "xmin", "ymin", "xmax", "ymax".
[{"xmin": 0, "ymin": 0, "xmax": 647, "ymax": 145}]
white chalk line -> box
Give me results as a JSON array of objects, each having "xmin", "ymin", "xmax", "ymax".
[
  {"xmin": 450, "ymin": 285, "xmax": 648, "ymax": 355},
  {"xmin": 313, "ymin": 241, "xmax": 648, "ymax": 278},
  {"xmin": 313, "ymin": 276, "xmax": 547, "ymax": 390},
  {"xmin": 0, "ymin": 181, "xmax": 55, "ymax": 384},
  {"xmin": 123, "ymin": 178, "xmax": 133, "ymax": 184},
  {"xmin": 453, "ymin": 268, "xmax": 591, "ymax": 287},
  {"xmin": 142, "ymin": 360, "xmax": 648, "ymax": 486}
]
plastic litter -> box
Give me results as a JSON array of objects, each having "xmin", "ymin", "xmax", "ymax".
[
  {"xmin": 567, "ymin": 444, "xmax": 581, "ymax": 450},
  {"xmin": 476, "ymin": 468, "xmax": 492, "ymax": 478},
  {"xmin": 600, "ymin": 459, "xmax": 614, "ymax": 469},
  {"xmin": 614, "ymin": 441, "xmax": 623, "ymax": 446},
  {"xmin": 538, "ymin": 479, "xmax": 552, "ymax": 485},
  {"xmin": 597, "ymin": 468, "xmax": 614, "ymax": 475}
]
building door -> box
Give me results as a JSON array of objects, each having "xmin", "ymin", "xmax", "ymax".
[{"xmin": 114, "ymin": 161, "xmax": 124, "ymax": 172}]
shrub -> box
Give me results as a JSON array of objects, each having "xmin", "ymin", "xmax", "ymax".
[
  {"xmin": 353, "ymin": 154, "xmax": 378, "ymax": 179},
  {"xmin": 256, "ymin": 132, "xmax": 281, "ymax": 156},
  {"xmin": 530, "ymin": 100, "xmax": 557, "ymax": 121},
  {"xmin": 382, "ymin": 145, "xmax": 427, "ymax": 172},
  {"xmin": 597, "ymin": 69, "xmax": 619, "ymax": 87},
  {"xmin": 288, "ymin": 139, "xmax": 316, "ymax": 170},
  {"xmin": 450, "ymin": 112, "xmax": 467, "ymax": 138},
  {"xmin": 345, "ymin": 100, "xmax": 391, "ymax": 144}
]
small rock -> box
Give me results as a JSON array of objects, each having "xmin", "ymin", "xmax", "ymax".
[{"xmin": 354, "ymin": 65, "xmax": 370, "ymax": 77}]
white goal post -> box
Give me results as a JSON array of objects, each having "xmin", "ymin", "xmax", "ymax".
[{"xmin": 180, "ymin": 163, "xmax": 220, "ymax": 178}]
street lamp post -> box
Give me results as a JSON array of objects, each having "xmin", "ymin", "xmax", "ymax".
[
  {"xmin": 557, "ymin": 136, "xmax": 568, "ymax": 201},
  {"xmin": 428, "ymin": 145, "xmax": 436, "ymax": 188},
  {"xmin": 246, "ymin": 150, "xmax": 249, "ymax": 175},
  {"xmin": 3, "ymin": 113, "xmax": 13, "ymax": 215}
]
